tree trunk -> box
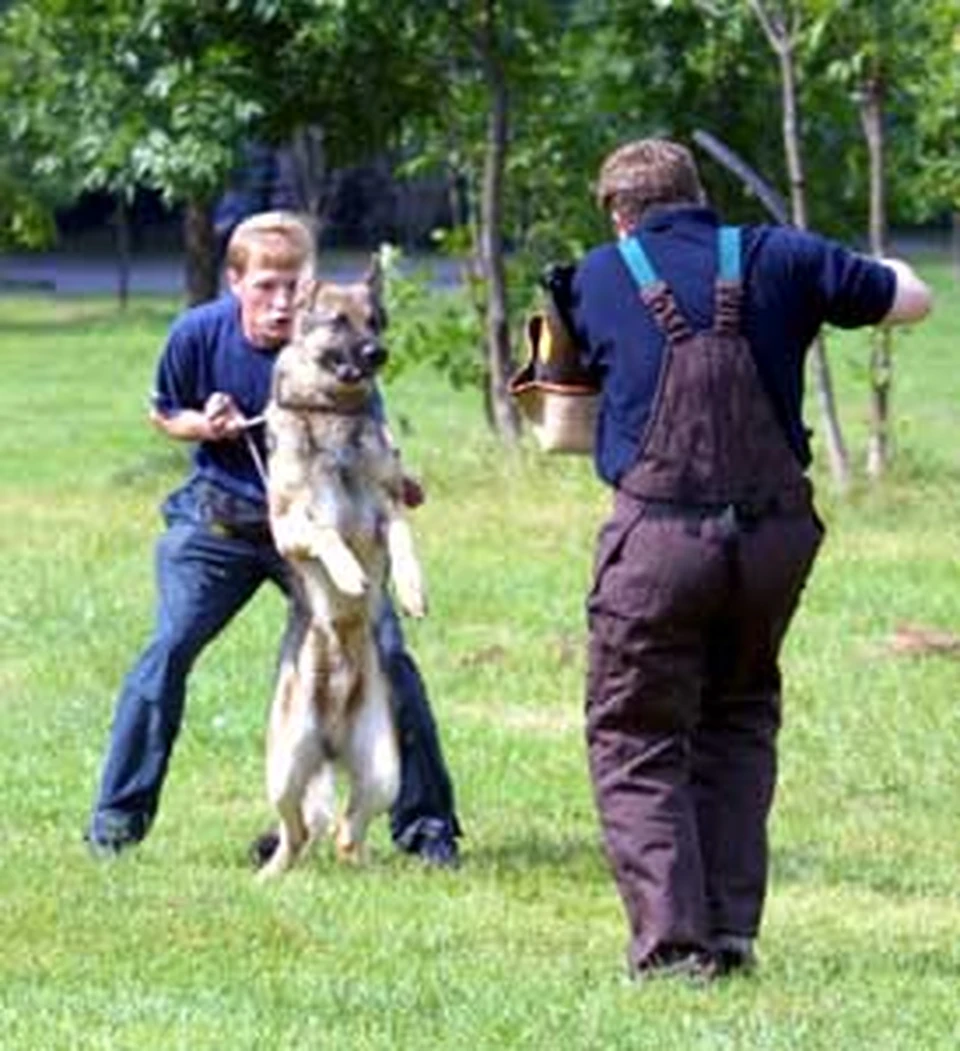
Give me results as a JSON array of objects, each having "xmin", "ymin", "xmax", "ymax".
[
  {"xmin": 753, "ymin": 1, "xmax": 850, "ymax": 492},
  {"xmin": 861, "ymin": 78, "xmax": 887, "ymax": 259},
  {"xmin": 290, "ymin": 126, "xmax": 326, "ymax": 217},
  {"xmin": 778, "ymin": 44, "xmax": 807, "ymax": 229},
  {"xmin": 183, "ymin": 197, "xmax": 218, "ymax": 306},
  {"xmin": 859, "ymin": 74, "xmax": 892, "ymax": 480},
  {"xmin": 113, "ymin": 195, "xmax": 131, "ymax": 311},
  {"xmin": 477, "ymin": 2, "xmax": 519, "ymax": 443},
  {"xmin": 288, "ymin": 125, "xmax": 342, "ymax": 238},
  {"xmin": 780, "ymin": 48, "xmax": 849, "ymax": 489},
  {"xmin": 449, "ymin": 165, "xmax": 495, "ymax": 428}
]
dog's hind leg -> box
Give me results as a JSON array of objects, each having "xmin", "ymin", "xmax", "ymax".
[
  {"xmin": 259, "ymin": 733, "xmax": 325, "ymax": 881},
  {"xmin": 259, "ymin": 638, "xmax": 325, "ymax": 881},
  {"xmin": 335, "ymin": 643, "xmax": 400, "ymax": 863},
  {"xmin": 302, "ymin": 763, "xmax": 336, "ymax": 844}
]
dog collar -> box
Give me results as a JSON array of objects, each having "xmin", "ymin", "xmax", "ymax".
[{"xmin": 274, "ymin": 397, "xmax": 372, "ymax": 416}]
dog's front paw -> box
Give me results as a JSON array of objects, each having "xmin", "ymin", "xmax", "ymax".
[
  {"xmin": 393, "ymin": 565, "xmax": 428, "ymax": 619},
  {"xmin": 307, "ymin": 529, "xmax": 369, "ymax": 597},
  {"xmin": 386, "ymin": 519, "xmax": 426, "ymax": 618},
  {"xmin": 324, "ymin": 556, "xmax": 369, "ymax": 598}
]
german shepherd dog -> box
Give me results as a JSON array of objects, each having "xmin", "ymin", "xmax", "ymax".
[{"xmin": 257, "ymin": 260, "xmax": 426, "ymax": 880}]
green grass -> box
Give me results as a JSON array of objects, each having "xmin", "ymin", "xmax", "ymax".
[{"xmin": 1, "ymin": 270, "xmax": 959, "ymax": 1049}]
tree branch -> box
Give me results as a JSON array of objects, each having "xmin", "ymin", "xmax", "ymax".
[{"xmin": 748, "ymin": 0, "xmax": 790, "ymax": 56}]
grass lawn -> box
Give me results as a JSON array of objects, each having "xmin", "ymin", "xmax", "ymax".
[{"xmin": 0, "ymin": 262, "xmax": 958, "ymax": 1049}]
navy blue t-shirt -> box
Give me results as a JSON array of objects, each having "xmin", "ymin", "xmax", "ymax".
[
  {"xmin": 152, "ymin": 293, "xmax": 387, "ymax": 506},
  {"xmin": 570, "ymin": 206, "xmax": 897, "ymax": 486},
  {"xmin": 152, "ymin": 294, "xmax": 277, "ymax": 504}
]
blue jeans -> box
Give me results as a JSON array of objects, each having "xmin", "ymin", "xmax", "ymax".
[{"xmin": 87, "ymin": 484, "xmax": 460, "ymax": 849}]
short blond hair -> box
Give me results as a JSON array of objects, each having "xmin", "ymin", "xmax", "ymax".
[
  {"xmin": 225, "ymin": 211, "xmax": 315, "ymax": 276},
  {"xmin": 596, "ymin": 139, "xmax": 705, "ymax": 225}
]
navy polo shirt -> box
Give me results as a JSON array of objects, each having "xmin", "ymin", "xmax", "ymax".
[
  {"xmin": 152, "ymin": 294, "xmax": 278, "ymax": 504},
  {"xmin": 570, "ymin": 206, "xmax": 896, "ymax": 487}
]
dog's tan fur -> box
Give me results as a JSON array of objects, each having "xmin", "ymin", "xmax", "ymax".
[{"xmin": 258, "ymin": 264, "xmax": 425, "ymax": 880}]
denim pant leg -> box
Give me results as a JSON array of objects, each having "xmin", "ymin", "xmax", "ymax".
[
  {"xmin": 376, "ymin": 600, "xmax": 461, "ymax": 847},
  {"xmin": 88, "ymin": 523, "xmax": 269, "ymax": 844}
]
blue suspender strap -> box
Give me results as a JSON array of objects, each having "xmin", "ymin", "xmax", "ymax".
[
  {"xmin": 619, "ymin": 228, "xmax": 740, "ymax": 285},
  {"xmin": 718, "ymin": 225, "xmax": 741, "ymax": 282},
  {"xmin": 616, "ymin": 236, "xmax": 660, "ymax": 289}
]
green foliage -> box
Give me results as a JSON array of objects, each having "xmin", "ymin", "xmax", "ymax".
[
  {"xmin": 801, "ymin": 0, "xmax": 948, "ymax": 231},
  {"xmin": 0, "ymin": 0, "xmax": 258, "ymax": 214},
  {"xmin": 0, "ymin": 0, "xmax": 450, "ymax": 247},
  {"xmin": 554, "ymin": 0, "xmax": 958, "ymax": 237},
  {"xmin": 913, "ymin": 0, "xmax": 960, "ymax": 215},
  {"xmin": 379, "ymin": 243, "xmax": 486, "ymax": 390},
  {"xmin": 3, "ymin": 0, "xmax": 956, "ymax": 258},
  {"xmin": 542, "ymin": 1, "xmax": 789, "ymax": 226},
  {"xmin": 0, "ymin": 5, "xmax": 66, "ymax": 245},
  {"xmin": 0, "ymin": 168, "xmax": 58, "ymax": 249},
  {"xmin": 397, "ymin": 2, "xmax": 604, "ymax": 256},
  {"xmin": 378, "ymin": 237, "xmax": 565, "ymax": 399}
]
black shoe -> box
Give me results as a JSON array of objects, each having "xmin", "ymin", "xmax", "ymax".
[
  {"xmin": 249, "ymin": 828, "xmax": 280, "ymax": 870},
  {"xmin": 85, "ymin": 831, "xmax": 138, "ymax": 860},
  {"xmin": 84, "ymin": 821, "xmax": 138, "ymax": 860},
  {"xmin": 412, "ymin": 832, "xmax": 460, "ymax": 870},
  {"xmin": 85, "ymin": 835, "xmax": 133, "ymax": 860},
  {"xmin": 631, "ymin": 948, "xmax": 717, "ymax": 985},
  {"xmin": 712, "ymin": 934, "xmax": 757, "ymax": 977},
  {"xmin": 714, "ymin": 945, "xmax": 757, "ymax": 977}
]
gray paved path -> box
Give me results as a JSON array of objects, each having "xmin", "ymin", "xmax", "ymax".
[{"xmin": 0, "ymin": 251, "xmax": 462, "ymax": 296}]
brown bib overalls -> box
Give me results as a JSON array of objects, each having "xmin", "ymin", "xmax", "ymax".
[{"xmin": 585, "ymin": 228, "xmax": 823, "ymax": 971}]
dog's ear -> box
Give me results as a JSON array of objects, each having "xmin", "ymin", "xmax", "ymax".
[
  {"xmin": 270, "ymin": 357, "xmax": 288, "ymax": 403},
  {"xmin": 364, "ymin": 254, "xmax": 383, "ymax": 300},
  {"xmin": 364, "ymin": 255, "xmax": 388, "ymax": 333},
  {"xmin": 295, "ymin": 279, "xmax": 323, "ymax": 312}
]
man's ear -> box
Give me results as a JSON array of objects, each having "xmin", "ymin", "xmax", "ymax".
[
  {"xmin": 226, "ymin": 266, "xmax": 243, "ymax": 295},
  {"xmin": 611, "ymin": 208, "xmax": 632, "ymax": 239}
]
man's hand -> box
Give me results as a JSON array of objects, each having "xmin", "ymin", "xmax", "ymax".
[
  {"xmin": 203, "ymin": 392, "xmax": 247, "ymax": 440},
  {"xmin": 149, "ymin": 392, "xmax": 249, "ymax": 443}
]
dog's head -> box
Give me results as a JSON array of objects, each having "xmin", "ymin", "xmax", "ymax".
[{"xmin": 287, "ymin": 256, "xmax": 388, "ymax": 402}]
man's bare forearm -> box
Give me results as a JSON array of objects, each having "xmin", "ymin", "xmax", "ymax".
[
  {"xmin": 149, "ymin": 392, "xmax": 247, "ymax": 442},
  {"xmin": 149, "ymin": 408, "xmax": 219, "ymax": 442},
  {"xmin": 880, "ymin": 258, "xmax": 933, "ymax": 326}
]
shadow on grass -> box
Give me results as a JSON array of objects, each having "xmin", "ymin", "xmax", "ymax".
[
  {"xmin": 773, "ymin": 843, "xmax": 956, "ymax": 900},
  {"xmin": 460, "ymin": 830, "xmax": 609, "ymax": 885},
  {"xmin": 214, "ymin": 829, "xmax": 609, "ymax": 882},
  {"xmin": 202, "ymin": 829, "xmax": 609, "ymax": 888}
]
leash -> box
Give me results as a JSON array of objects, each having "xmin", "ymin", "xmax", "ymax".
[{"xmin": 240, "ymin": 414, "xmax": 270, "ymax": 489}]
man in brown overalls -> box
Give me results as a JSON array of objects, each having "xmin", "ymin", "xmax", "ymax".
[{"xmin": 568, "ymin": 140, "xmax": 932, "ymax": 979}]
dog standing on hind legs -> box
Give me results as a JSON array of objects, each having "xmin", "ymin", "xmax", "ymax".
[{"xmin": 257, "ymin": 259, "xmax": 427, "ymax": 880}]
